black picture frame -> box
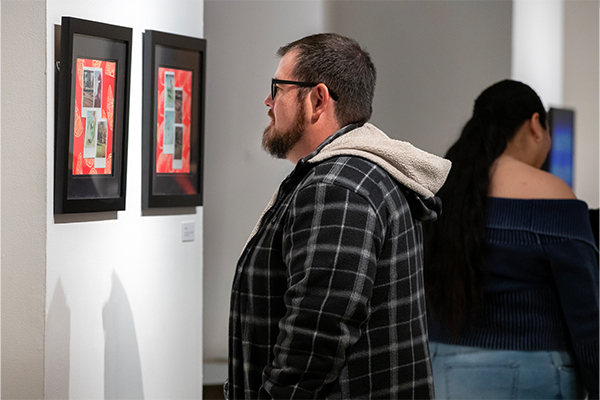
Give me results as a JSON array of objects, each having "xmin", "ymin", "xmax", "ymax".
[
  {"xmin": 142, "ymin": 30, "xmax": 206, "ymax": 209},
  {"xmin": 54, "ymin": 17, "xmax": 132, "ymax": 214}
]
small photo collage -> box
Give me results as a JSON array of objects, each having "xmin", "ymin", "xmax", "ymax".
[
  {"xmin": 73, "ymin": 58, "xmax": 115, "ymax": 175},
  {"xmin": 162, "ymin": 71, "xmax": 185, "ymax": 170},
  {"xmin": 82, "ymin": 66, "xmax": 107, "ymax": 169},
  {"xmin": 156, "ymin": 67, "xmax": 191, "ymax": 174}
]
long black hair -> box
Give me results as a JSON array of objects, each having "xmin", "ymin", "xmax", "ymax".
[{"xmin": 424, "ymin": 80, "xmax": 547, "ymax": 333}]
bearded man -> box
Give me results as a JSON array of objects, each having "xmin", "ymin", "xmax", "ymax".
[{"xmin": 227, "ymin": 33, "xmax": 451, "ymax": 399}]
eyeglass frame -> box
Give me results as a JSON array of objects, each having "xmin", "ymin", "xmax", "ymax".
[{"xmin": 271, "ymin": 78, "xmax": 339, "ymax": 101}]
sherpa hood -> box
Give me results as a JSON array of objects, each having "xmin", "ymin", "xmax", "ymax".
[
  {"xmin": 309, "ymin": 123, "xmax": 451, "ymax": 197},
  {"xmin": 308, "ymin": 123, "xmax": 452, "ymax": 221}
]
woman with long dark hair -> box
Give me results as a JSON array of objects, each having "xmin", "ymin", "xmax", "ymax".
[{"xmin": 425, "ymin": 80, "xmax": 598, "ymax": 399}]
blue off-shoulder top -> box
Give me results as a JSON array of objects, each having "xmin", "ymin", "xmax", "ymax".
[{"xmin": 429, "ymin": 197, "xmax": 599, "ymax": 398}]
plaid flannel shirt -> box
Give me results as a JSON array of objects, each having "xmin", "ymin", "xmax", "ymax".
[{"xmin": 228, "ymin": 128, "xmax": 435, "ymax": 399}]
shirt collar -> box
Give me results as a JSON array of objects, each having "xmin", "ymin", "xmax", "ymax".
[{"xmin": 297, "ymin": 123, "xmax": 362, "ymax": 167}]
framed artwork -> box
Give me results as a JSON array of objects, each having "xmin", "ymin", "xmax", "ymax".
[
  {"xmin": 54, "ymin": 17, "xmax": 132, "ymax": 213},
  {"xmin": 142, "ymin": 30, "xmax": 206, "ymax": 209}
]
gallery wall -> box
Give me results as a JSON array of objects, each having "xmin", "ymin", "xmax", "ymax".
[
  {"xmin": 325, "ymin": 0, "xmax": 513, "ymax": 157},
  {"xmin": 563, "ymin": 0, "xmax": 599, "ymax": 205},
  {"xmin": 45, "ymin": 0, "xmax": 202, "ymax": 398}
]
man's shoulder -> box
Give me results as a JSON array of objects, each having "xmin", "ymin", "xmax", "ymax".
[
  {"xmin": 308, "ymin": 154, "xmax": 393, "ymax": 184},
  {"xmin": 303, "ymin": 155, "xmax": 406, "ymax": 204}
]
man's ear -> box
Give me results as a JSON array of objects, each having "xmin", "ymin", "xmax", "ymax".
[{"xmin": 308, "ymin": 83, "xmax": 332, "ymax": 120}]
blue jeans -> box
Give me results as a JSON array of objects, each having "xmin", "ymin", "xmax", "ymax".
[{"xmin": 429, "ymin": 342, "xmax": 586, "ymax": 399}]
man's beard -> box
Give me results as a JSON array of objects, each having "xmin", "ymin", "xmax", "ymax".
[{"xmin": 262, "ymin": 100, "xmax": 306, "ymax": 159}]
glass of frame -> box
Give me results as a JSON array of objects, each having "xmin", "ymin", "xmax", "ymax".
[
  {"xmin": 54, "ymin": 17, "xmax": 132, "ymax": 214},
  {"xmin": 142, "ymin": 30, "xmax": 206, "ymax": 209}
]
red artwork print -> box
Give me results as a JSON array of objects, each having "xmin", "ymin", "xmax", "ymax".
[
  {"xmin": 72, "ymin": 58, "xmax": 116, "ymax": 175},
  {"xmin": 156, "ymin": 67, "xmax": 192, "ymax": 174}
]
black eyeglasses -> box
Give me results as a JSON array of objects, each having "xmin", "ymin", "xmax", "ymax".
[{"xmin": 271, "ymin": 78, "xmax": 339, "ymax": 101}]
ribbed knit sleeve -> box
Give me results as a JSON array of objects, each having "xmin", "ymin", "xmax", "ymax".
[{"xmin": 544, "ymin": 237, "xmax": 599, "ymax": 399}]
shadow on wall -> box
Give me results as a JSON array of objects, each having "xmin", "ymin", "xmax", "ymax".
[
  {"xmin": 103, "ymin": 271, "xmax": 145, "ymax": 399},
  {"xmin": 46, "ymin": 279, "xmax": 71, "ymax": 399}
]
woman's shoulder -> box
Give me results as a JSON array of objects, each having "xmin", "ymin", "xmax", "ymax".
[
  {"xmin": 489, "ymin": 157, "xmax": 576, "ymax": 200},
  {"xmin": 517, "ymin": 167, "xmax": 576, "ymax": 199}
]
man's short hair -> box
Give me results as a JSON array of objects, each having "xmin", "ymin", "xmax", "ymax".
[{"xmin": 277, "ymin": 33, "xmax": 376, "ymax": 127}]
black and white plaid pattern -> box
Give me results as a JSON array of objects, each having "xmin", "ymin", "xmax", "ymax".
[{"xmin": 228, "ymin": 132, "xmax": 434, "ymax": 399}]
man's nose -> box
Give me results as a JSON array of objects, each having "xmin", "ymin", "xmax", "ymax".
[{"xmin": 264, "ymin": 93, "xmax": 273, "ymax": 107}]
